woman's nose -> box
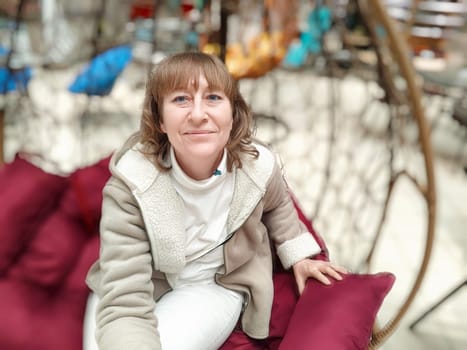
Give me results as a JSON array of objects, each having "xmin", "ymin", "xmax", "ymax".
[{"xmin": 190, "ymin": 98, "xmax": 206, "ymax": 121}]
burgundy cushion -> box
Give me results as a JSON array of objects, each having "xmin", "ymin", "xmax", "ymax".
[
  {"xmin": 221, "ymin": 195, "xmax": 330, "ymax": 350},
  {"xmin": 8, "ymin": 157, "xmax": 111, "ymax": 287},
  {"xmin": 0, "ymin": 155, "xmax": 67, "ymax": 275},
  {"xmin": 64, "ymin": 156, "xmax": 111, "ymax": 235},
  {"xmin": 0, "ymin": 157, "xmax": 111, "ymax": 349},
  {"xmin": 65, "ymin": 235, "xmax": 100, "ymax": 292},
  {"xmin": 0, "ymin": 279, "xmax": 87, "ymax": 350},
  {"xmin": 219, "ymin": 273, "xmax": 298, "ymax": 350},
  {"xmin": 219, "ymin": 329, "xmax": 264, "ymax": 350},
  {"xmin": 268, "ymin": 273, "xmax": 298, "ymax": 339},
  {"xmin": 279, "ymin": 272, "xmax": 396, "ymax": 350},
  {"xmin": 8, "ymin": 208, "xmax": 89, "ymax": 287}
]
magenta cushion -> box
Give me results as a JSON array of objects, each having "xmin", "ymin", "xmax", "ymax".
[
  {"xmin": 0, "ymin": 157, "xmax": 110, "ymax": 350},
  {"xmin": 219, "ymin": 273, "xmax": 299, "ymax": 350},
  {"xmin": 269, "ymin": 273, "xmax": 299, "ymax": 338},
  {"xmin": 64, "ymin": 157, "xmax": 110, "ymax": 235},
  {"xmin": 9, "ymin": 157, "xmax": 111, "ymax": 287},
  {"xmin": 0, "ymin": 278, "xmax": 88, "ymax": 350},
  {"xmin": 279, "ymin": 272, "xmax": 395, "ymax": 350},
  {"xmin": 221, "ymin": 195, "xmax": 330, "ymax": 350},
  {"xmin": 0, "ymin": 155, "xmax": 67, "ymax": 275},
  {"xmin": 219, "ymin": 329, "xmax": 264, "ymax": 350},
  {"xmin": 8, "ymin": 209, "xmax": 89, "ymax": 287}
]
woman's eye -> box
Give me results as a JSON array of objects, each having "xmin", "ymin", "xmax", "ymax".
[
  {"xmin": 173, "ymin": 95, "xmax": 188, "ymax": 103},
  {"xmin": 207, "ymin": 94, "xmax": 222, "ymax": 101}
]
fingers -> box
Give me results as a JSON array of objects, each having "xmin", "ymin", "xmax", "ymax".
[
  {"xmin": 332, "ymin": 265, "xmax": 349, "ymax": 275},
  {"xmin": 296, "ymin": 275, "xmax": 306, "ymax": 295},
  {"xmin": 325, "ymin": 266, "xmax": 343, "ymax": 281},
  {"xmin": 314, "ymin": 272, "xmax": 331, "ymax": 286},
  {"xmin": 293, "ymin": 259, "xmax": 350, "ymax": 290},
  {"xmin": 313, "ymin": 262, "xmax": 347, "ymax": 285},
  {"xmin": 325, "ymin": 263, "xmax": 349, "ymax": 280}
]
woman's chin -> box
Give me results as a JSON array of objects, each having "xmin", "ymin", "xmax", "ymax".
[{"xmin": 185, "ymin": 145, "xmax": 224, "ymax": 160}]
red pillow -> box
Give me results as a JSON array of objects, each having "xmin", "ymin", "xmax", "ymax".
[
  {"xmin": 221, "ymin": 196, "xmax": 330, "ymax": 350},
  {"xmin": 269, "ymin": 273, "xmax": 298, "ymax": 339},
  {"xmin": 9, "ymin": 157, "xmax": 111, "ymax": 288},
  {"xmin": 8, "ymin": 208, "xmax": 89, "ymax": 287},
  {"xmin": 219, "ymin": 329, "xmax": 264, "ymax": 350},
  {"xmin": 0, "ymin": 155, "xmax": 67, "ymax": 274},
  {"xmin": 64, "ymin": 156, "xmax": 110, "ymax": 235},
  {"xmin": 279, "ymin": 272, "xmax": 395, "ymax": 350}
]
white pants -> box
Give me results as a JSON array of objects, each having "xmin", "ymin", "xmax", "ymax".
[{"xmin": 83, "ymin": 284, "xmax": 243, "ymax": 350}]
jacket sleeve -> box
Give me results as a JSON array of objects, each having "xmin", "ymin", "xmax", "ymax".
[
  {"xmin": 262, "ymin": 161, "xmax": 321, "ymax": 269},
  {"xmin": 92, "ymin": 177, "xmax": 162, "ymax": 350}
]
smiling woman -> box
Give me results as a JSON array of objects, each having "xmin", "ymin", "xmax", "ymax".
[
  {"xmin": 138, "ymin": 52, "xmax": 259, "ymax": 178},
  {"xmin": 85, "ymin": 51, "xmax": 346, "ymax": 350},
  {"xmin": 160, "ymin": 74, "xmax": 233, "ymax": 180}
]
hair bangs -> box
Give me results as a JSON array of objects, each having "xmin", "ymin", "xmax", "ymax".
[
  {"xmin": 151, "ymin": 62, "xmax": 201, "ymax": 100},
  {"xmin": 201, "ymin": 60, "xmax": 236, "ymax": 98},
  {"xmin": 151, "ymin": 53, "xmax": 236, "ymax": 101}
]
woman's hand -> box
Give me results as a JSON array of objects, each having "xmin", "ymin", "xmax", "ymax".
[{"xmin": 292, "ymin": 259, "xmax": 348, "ymax": 295}]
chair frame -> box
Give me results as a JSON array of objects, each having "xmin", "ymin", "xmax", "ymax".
[{"xmin": 356, "ymin": 0, "xmax": 436, "ymax": 347}]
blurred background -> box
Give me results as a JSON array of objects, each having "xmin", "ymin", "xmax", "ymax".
[{"xmin": 1, "ymin": 0, "xmax": 466, "ymax": 349}]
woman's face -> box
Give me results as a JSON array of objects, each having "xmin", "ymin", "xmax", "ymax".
[{"xmin": 160, "ymin": 74, "xmax": 233, "ymax": 169}]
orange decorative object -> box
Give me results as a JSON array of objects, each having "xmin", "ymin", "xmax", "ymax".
[
  {"xmin": 209, "ymin": 0, "xmax": 298, "ymax": 79},
  {"xmin": 225, "ymin": 31, "xmax": 288, "ymax": 79}
]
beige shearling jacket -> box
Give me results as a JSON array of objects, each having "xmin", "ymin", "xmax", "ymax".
[{"xmin": 86, "ymin": 141, "xmax": 321, "ymax": 350}]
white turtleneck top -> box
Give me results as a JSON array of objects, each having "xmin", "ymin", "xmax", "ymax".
[{"xmin": 166, "ymin": 147, "xmax": 235, "ymax": 288}]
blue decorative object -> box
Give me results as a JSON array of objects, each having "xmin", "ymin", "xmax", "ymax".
[
  {"xmin": 282, "ymin": 5, "xmax": 333, "ymax": 68},
  {"xmin": 68, "ymin": 45, "xmax": 132, "ymax": 96},
  {"xmin": 185, "ymin": 30, "xmax": 199, "ymax": 49},
  {"xmin": 0, "ymin": 66, "xmax": 32, "ymax": 94},
  {"xmin": 282, "ymin": 39, "xmax": 309, "ymax": 68},
  {"xmin": 0, "ymin": 45, "xmax": 32, "ymax": 94}
]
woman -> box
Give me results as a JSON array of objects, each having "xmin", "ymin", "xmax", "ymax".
[{"xmin": 86, "ymin": 52, "xmax": 345, "ymax": 350}]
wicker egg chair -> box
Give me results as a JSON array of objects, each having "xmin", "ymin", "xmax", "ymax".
[
  {"xmin": 356, "ymin": 2, "xmax": 435, "ymax": 346},
  {"xmin": 242, "ymin": 0, "xmax": 436, "ymax": 348}
]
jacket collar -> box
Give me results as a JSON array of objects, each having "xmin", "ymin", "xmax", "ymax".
[{"xmin": 111, "ymin": 143, "xmax": 275, "ymax": 273}]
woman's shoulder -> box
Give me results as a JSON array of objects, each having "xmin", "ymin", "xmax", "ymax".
[
  {"xmin": 239, "ymin": 141, "xmax": 278, "ymax": 186},
  {"xmin": 109, "ymin": 142, "xmax": 160, "ymax": 192},
  {"xmin": 250, "ymin": 141, "xmax": 278, "ymax": 169}
]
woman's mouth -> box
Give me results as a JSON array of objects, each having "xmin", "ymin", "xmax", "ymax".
[{"xmin": 184, "ymin": 130, "xmax": 215, "ymax": 135}]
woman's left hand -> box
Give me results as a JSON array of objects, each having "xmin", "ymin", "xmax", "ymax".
[{"xmin": 292, "ymin": 259, "xmax": 348, "ymax": 295}]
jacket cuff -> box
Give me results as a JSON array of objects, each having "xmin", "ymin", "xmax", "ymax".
[
  {"xmin": 277, "ymin": 233, "xmax": 321, "ymax": 269},
  {"xmin": 98, "ymin": 319, "xmax": 162, "ymax": 350}
]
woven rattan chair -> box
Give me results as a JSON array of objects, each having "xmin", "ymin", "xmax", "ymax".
[
  {"xmin": 359, "ymin": 2, "xmax": 436, "ymax": 345},
  {"xmin": 383, "ymin": 0, "xmax": 467, "ymax": 331},
  {"xmin": 247, "ymin": 0, "xmax": 437, "ymax": 347}
]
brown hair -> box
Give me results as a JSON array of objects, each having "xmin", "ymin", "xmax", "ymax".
[{"xmin": 134, "ymin": 51, "xmax": 258, "ymax": 172}]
